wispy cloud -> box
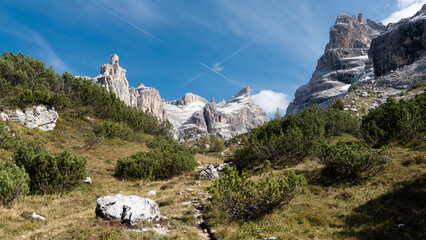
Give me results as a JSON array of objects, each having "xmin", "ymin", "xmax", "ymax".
[
  {"xmin": 252, "ymin": 90, "xmax": 290, "ymax": 116},
  {"xmin": 199, "ymin": 62, "xmax": 243, "ymax": 87},
  {"xmin": 383, "ymin": 0, "xmax": 426, "ymax": 24},
  {"xmin": 0, "ymin": 16, "xmax": 69, "ymax": 73}
]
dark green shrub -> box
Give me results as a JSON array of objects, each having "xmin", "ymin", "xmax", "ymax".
[
  {"xmin": 233, "ymin": 106, "xmax": 361, "ymax": 168},
  {"xmin": 316, "ymin": 140, "xmax": 390, "ymax": 182},
  {"xmin": 0, "ymin": 160, "xmax": 30, "ymax": 205},
  {"xmin": 13, "ymin": 143, "xmax": 87, "ymax": 194},
  {"xmin": 115, "ymin": 140, "xmax": 196, "ymax": 180},
  {"xmin": 95, "ymin": 120, "xmax": 133, "ymax": 140},
  {"xmin": 0, "ymin": 121, "xmax": 14, "ymax": 150},
  {"xmin": 84, "ymin": 131, "xmax": 103, "ymax": 149},
  {"xmin": 208, "ymin": 162, "xmax": 306, "ymax": 220},
  {"xmin": 362, "ymin": 93, "xmax": 425, "ymax": 146},
  {"xmin": 330, "ymin": 97, "xmax": 345, "ymax": 110},
  {"xmin": 209, "ymin": 134, "xmax": 226, "ymax": 153}
]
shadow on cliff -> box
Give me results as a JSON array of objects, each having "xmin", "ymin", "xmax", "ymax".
[{"xmin": 340, "ymin": 173, "xmax": 426, "ymax": 240}]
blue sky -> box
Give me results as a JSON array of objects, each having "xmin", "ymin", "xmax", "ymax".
[{"xmin": 1, "ymin": 0, "xmax": 424, "ymax": 115}]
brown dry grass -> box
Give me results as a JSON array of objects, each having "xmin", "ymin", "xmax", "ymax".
[{"xmin": 0, "ymin": 117, "xmax": 221, "ymax": 240}]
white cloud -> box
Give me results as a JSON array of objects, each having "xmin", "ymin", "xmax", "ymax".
[
  {"xmin": 383, "ymin": 0, "xmax": 426, "ymax": 24},
  {"xmin": 252, "ymin": 90, "xmax": 290, "ymax": 115}
]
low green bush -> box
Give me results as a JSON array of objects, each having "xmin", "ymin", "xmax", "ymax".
[
  {"xmin": 362, "ymin": 93, "xmax": 425, "ymax": 146},
  {"xmin": 208, "ymin": 162, "xmax": 306, "ymax": 220},
  {"xmin": 233, "ymin": 106, "xmax": 361, "ymax": 168},
  {"xmin": 115, "ymin": 140, "xmax": 196, "ymax": 180},
  {"xmin": 0, "ymin": 160, "xmax": 30, "ymax": 205},
  {"xmin": 95, "ymin": 120, "xmax": 133, "ymax": 140},
  {"xmin": 316, "ymin": 140, "xmax": 390, "ymax": 182},
  {"xmin": 13, "ymin": 142, "xmax": 87, "ymax": 194}
]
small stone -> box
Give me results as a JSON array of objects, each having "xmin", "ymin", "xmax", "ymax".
[
  {"xmin": 196, "ymin": 161, "xmax": 202, "ymax": 165},
  {"xmin": 145, "ymin": 190, "xmax": 156, "ymax": 197},
  {"xmin": 203, "ymin": 229, "xmax": 207, "ymax": 233},
  {"xmin": 31, "ymin": 212, "xmax": 46, "ymax": 221},
  {"xmin": 82, "ymin": 177, "xmax": 92, "ymax": 184},
  {"xmin": 177, "ymin": 192, "xmax": 184, "ymax": 196},
  {"xmin": 155, "ymin": 224, "xmax": 161, "ymax": 228},
  {"xmin": 141, "ymin": 228, "xmax": 148, "ymax": 232},
  {"xmin": 185, "ymin": 189, "xmax": 194, "ymax": 192},
  {"xmin": 195, "ymin": 181, "xmax": 201, "ymax": 186}
]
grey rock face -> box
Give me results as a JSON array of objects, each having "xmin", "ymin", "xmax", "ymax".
[
  {"xmin": 1, "ymin": 105, "xmax": 58, "ymax": 131},
  {"xmin": 369, "ymin": 5, "xmax": 426, "ymax": 76},
  {"xmin": 92, "ymin": 55, "xmax": 167, "ymax": 121},
  {"xmin": 95, "ymin": 194, "xmax": 160, "ymax": 226},
  {"xmin": 287, "ymin": 14, "xmax": 385, "ymax": 115},
  {"xmin": 163, "ymin": 86, "xmax": 268, "ymax": 140},
  {"xmin": 200, "ymin": 165, "xmax": 219, "ymax": 180},
  {"xmin": 93, "ymin": 54, "xmax": 131, "ymax": 105},
  {"xmin": 130, "ymin": 83, "xmax": 167, "ymax": 121}
]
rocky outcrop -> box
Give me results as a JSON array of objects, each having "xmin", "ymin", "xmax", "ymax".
[
  {"xmin": 95, "ymin": 194, "xmax": 160, "ymax": 226},
  {"xmin": 369, "ymin": 5, "xmax": 426, "ymax": 76},
  {"xmin": 287, "ymin": 13, "xmax": 385, "ymax": 115},
  {"xmin": 287, "ymin": 6, "xmax": 425, "ymax": 116},
  {"xmin": 92, "ymin": 55, "xmax": 167, "ymax": 121},
  {"xmin": 130, "ymin": 83, "xmax": 167, "ymax": 121},
  {"xmin": 200, "ymin": 165, "xmax": 219, "ymax": 180},
  {"xmin": 1, "ymin": 105, "xmax": 58, "ymax": 131},
  {"xmin": 163, "ymin": 86, "xmax": 268, "ymax": 140},
  {"xmin": 92, "ymin": 54, "xmax": 131, "ymax": 105}
]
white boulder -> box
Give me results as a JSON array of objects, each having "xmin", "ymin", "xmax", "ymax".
[{"xmin": 95, "ymin": 194, "xmax": 160, "ymax": 226}]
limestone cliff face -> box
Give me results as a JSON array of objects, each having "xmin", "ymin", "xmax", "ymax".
[
  {"xmin": 286, "ymin": 14, "xmax": 385, "ymax": 115},
  {"xmin": 369, "ymin": 5, "xmax": 426, "ymax": 76},
  {"xmin": 129, "ymin": 83, "xmax": 167, "ymax": 121},
  {"xmin": 92, "ymin": 55, "xmax": 167, "ymax": 121},
  {"xmin": 287, "ymin": 6, "xmax": 425, "ymax": 117},
  {"xmin": 163, "ymin": 87, "xmax": 268, "ymax": 140},
  {"xmin": 93, "ymin": 54, "xmax": 131, "ymax": 105}
]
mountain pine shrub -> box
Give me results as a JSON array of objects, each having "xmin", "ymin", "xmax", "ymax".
[
  {"xmin": 233, "ymin": 106, "xmax": 361, "ymax": 168},
  {"xmin": 208, "ymin": 162, "xmax": 306, "ymax": 220},
  {"xmin": 115, "ymin": 139, "xmax": 196, "ymax": 180},
  {"xmin": 95, "ymin": 120, "xmax": 133, "ymax": 140},
  {"xmin": 0, "ymin": 160, "xmax": 30, "ymax": 205},
  {"xmin": 13, "ymin": 142, "xmax": 87, "ymax": 194},
  {"xmin": 362, "ymin": 93, "xmax": 425, "ymax": 146},
  {"xmin": 316, "ymin": 140, "xmax": 390, "ymax": 182}
]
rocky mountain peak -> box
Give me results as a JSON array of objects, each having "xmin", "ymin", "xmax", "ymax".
[
  {"xmin": 91, "ymin": 55, "xmax": 267, "ymax": 139},
  {"xmin": 287, "ymin": 6, "xmax": 425, "ymax": 117},
  {"xmin": 163, "ymin": 86, "xmax": 267, "ymax": 140},
  {"xmin": 369, "ymin": 4, "xmax": 425, "ymax": 76},
  {"xmin": 92, "ymin": 55, "xmax": 167, "ymax": 121},
  {"xmin": 286, "ymin": 13, "xmax": 385, "ymax": 115},
  {"xmin": 235, "ymin": 86, "xmax": 250, "ymax": 97},
  {"xmin": 171, "ymin": 93, "xmax": 208, "ymax": 106}
]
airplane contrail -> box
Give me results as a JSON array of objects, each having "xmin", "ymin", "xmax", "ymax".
[
  {"xmin": 199, "ymin": 62, "xmax": 243, "ymax": 87},
  {"xmin": 90, "ymin": 0, "xmax": 160, "ymax": 41},
  {"xmin": 183, "ymin": 73, "xmax": 204, "ymax": 86},
  {"xmin": 216, "ymin": 39, "xmax": 257, "ymax": 66}
]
